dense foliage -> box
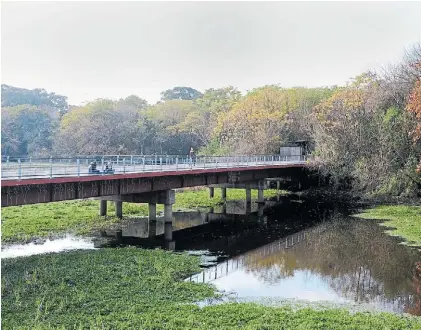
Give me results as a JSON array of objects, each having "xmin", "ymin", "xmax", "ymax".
[{"xmin": 1, "ymin": 44, "xmax": 420, "ymax": 198}]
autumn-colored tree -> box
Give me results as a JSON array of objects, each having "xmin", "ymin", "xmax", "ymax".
[
  {"xmin": 406, "ymin": 65, "xmax": 421, "ymax": 172},
  {"xmin": 54, "ymin": 97, "xmax": 147, "ymax": 155},
  {"xmin": 178, "ymin": 87, "xmax": 242, "ymax": 150},
  {"xmin": 214, "ymin": 86, "xmax": 308, "ymax": 154}
]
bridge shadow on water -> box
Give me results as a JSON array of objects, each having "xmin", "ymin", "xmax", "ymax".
[{"xmin": 95, "ymin": 195, "xmax": 421, "ymax": 316}]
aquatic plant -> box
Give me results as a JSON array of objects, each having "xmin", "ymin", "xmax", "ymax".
[{"xmin": 2, "ymin": 248, "xmax": 421, "ymax": 329}]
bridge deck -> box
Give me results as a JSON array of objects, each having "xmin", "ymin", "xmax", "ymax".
[
  {"xmin": 1, "ymin": 155, "xmax": 309, "ymax": 207},
  {"xmin": 2, "ymin": 155, "xmax": 306, "ymax": 186}
]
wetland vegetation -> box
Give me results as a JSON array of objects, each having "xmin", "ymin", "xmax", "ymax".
[
  {"xmin": 354, "ymin": 205, "xmax": 421, "ymax": 247},
  {"xmin": 2, "ymin": 248, "xmax": 421, "ymax": 329}
]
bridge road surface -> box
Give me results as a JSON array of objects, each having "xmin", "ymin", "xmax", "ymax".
[{"xmin": 1, "ymin": 160, "xmax": 306, "ymax": 180}]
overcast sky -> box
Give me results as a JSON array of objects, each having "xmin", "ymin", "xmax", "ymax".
[{"xmin": 2, "ymin": 1, "xmax": 421, "ymax": 105}]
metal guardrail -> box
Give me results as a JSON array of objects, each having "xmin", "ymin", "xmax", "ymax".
[{"xmin": 1, "ymin": 154, "xmax": 308, "ymax": 180}]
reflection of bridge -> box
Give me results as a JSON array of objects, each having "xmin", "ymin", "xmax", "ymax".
[
  {"xmin": 98, "ymin": 201, "xmax": 274, "ymax": 244},
  {"xmin": 187, "ymin": 225, "xmax": 326, "ymax": 284}
]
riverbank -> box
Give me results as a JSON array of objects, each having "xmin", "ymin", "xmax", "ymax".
[
  {"xmin": 2, "ymin": 248, "xmax": 420, "ymax": 329},
  {"xmin": 1, "ymin": 188, "xmax": 281, "ymax": 244},
  {"xmin": 353, "ymin": 205, "xmax": 421, "ymax": 247}
]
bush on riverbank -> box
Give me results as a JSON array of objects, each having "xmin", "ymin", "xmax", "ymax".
[
  {"xmin": 2, "ymin": 248, "xmax": 420, "ymax": 329},
  {"xmin": 354, "ymin": 205, "xmax": 421, "ymax": 247},
  {"xmin": 1, "ymin": 188, "xmax": 281, "ymax": 244}
]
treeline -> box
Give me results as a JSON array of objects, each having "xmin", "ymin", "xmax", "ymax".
[{"xmin": 1, "ymin": 44, "xmax": 420, "ymax": 198}]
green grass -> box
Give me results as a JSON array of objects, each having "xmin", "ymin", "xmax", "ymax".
[
  {"xmin": 1, "ymin": 188, "xmax": 282, "ymax": 244},
  {"xmin": 2, "ymin": 248, "xmax": 420, "ymax": 329},
  {"xmin": 353, "ymin": 205, "xmax": 421, "ymax": 247}
]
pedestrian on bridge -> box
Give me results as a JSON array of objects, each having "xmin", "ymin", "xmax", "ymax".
[{"xmin": 189, "ymin": 147, "xmax": 196, "ymax": 166}]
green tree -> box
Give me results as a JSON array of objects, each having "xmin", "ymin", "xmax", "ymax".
[
  {"xmin": 1, "ymin": 105, "xmax": 58, "ymax": 156},
  {"xmin": 54, "ymin": 98, "xmax": 146, "ymax": 155},
  {"xmin": 160, "ymin": 87, "xmax": 203, "ymax": 101},
  {"xmin": 145, "ymin": 100, "xmax": 199, "ymax": 154},
  {"xmin": 176, "ymin": 87, "xmax": 242, "ymax": 149},
  {"xmin": 1, "ymin": 84, "xmax": 68, "ymax": 114}
]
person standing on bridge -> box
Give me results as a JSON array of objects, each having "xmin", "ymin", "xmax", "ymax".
[{"xmin": 189, "ymin": 147, "xmax": 196, "ymax": 166}]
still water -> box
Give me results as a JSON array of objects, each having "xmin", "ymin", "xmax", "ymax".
[
  {"xmin": 2, "ymin": 195, "xmax": 420, "ymax": 315},
  {"xmin": 99, "ymin": 196, "xmax": 421, "ymax": 315}
]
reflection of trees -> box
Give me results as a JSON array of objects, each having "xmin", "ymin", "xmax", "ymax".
[
  {"xmin": 243, "ymin": 251, "xmax": 297, "ymax": 283},
  {"xmin": 405, "ymin": 262, "xmax": 421, "ymax": 315},
  {"xmin": 242, "ymin": 216, "xmax": 421, "ymax": 314}
]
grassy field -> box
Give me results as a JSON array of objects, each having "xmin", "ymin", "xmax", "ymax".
[
  {"xmin": 353, "ymin": 205, "xmax": 421, "ymax": 247},
  {"xmin": 2, "ymin": 248, "xmax": 420, "ymax": 329},
  {"xmin": 1, "ymin": 188, "xmax": 281, "ymax": 244}
]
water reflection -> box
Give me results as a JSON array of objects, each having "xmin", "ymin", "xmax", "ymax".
[
  {"xmin": 96, "ymin": 200, "xmax": 273, "ymax": 250},
  {"xmin": 189, "ymin": 216, "xmax": 421, "ymax": 315},
  {"xmin": 98, "ymin": 196, "xmax": 421, "ymax": 315}
]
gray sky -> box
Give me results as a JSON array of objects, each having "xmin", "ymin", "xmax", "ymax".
[{"xmin": 2, "ymin": 1, "xmax": 421, "ymax": 105}]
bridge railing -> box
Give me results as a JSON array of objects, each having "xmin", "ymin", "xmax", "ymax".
[{"xmin": 1, "ymin": 154, "xmax": 308, "ymax": 180}]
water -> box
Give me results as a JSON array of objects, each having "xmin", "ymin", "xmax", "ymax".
[
  {"xmin": 98, "ymin": 196, "xmax": 421, "ymax": 315},
  {"xmin": 1, "ymin": 235, "xmax": 96, "ymax": 258},
  {"xmin": 189, "ymin": 218, "xmax": 421, "ymax": 315},
  {"xmin": 3, "ymin": 195, "xmax": 420, "ymax": 315}
]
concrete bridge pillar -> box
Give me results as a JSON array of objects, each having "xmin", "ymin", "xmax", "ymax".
[
  {"xmin": 258, "ymin": 204, "xmax": 264, "ymax": 217},
  {"xmin": 99, "ymin": 200, "xmax": 107, "ymax": 216},
  {"xmin": 115, "ymin": 229, "xmax": 123, "ymax": 240},
  {"xmin": 115, "ymin": 201, "xmax": 123, "ymax": 219},
  {"xmin": 221, "ymin": 187, "xmax": 227, "ymax": 200},
  {"xmin": 245, "ymin": 187, "xmax": 251, "ymax": 203},
  {"xmin": 258, "ymin": 188, "xmax": 264, "ymax": 203},
  {"xmin": 246, "ymin": 201, "xmax": 252, "ymax": 214},
  {"xmin": 148, "ymin": 203, "xmax": 156, "ymax": 221},
  {"xmin": 276, "ymin": 181, "xmax": 281, "ymax": 191},
  {"xmin": 148, "ymin": 220, "xmax": 157, "ymax": 237},
  {"xmin": 209, "ymin": 187, "xmax": 214, "ymax": 198},
  {"xmin": 164, "ymin": 204, "xmax": 173, "ymax": 241}
]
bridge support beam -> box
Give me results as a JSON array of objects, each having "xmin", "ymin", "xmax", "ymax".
[
  {"xmin": 277, "ymin": 181, "xmax": 280, "ymax": 190},
  {"xmin": 99, "ymin": 200, "xmax": 107, "ymax": 216},
  {"xmin": 258, "ymin": 189, "xmax": 264, "ymax": 203},
  {"xmin": 148, "ymin": 220, "xmax": 157, "ymax": 237},
  {"xmin": 221, "ymin": 187, "xmax": 227, "ymax": 200},
  {"xmin": 209, "ymin": 187, "xmax": 214, "ymax": 198},
  {"xmin": 164, "ymin": 204, "xmax": 173, "ymax": 241},
  {"xmin": 115, "ymin": 201, "xmax": 123, "ymax": 219},
  {"xmin": 246, "ymin": 201, "xmax": 252, "ymax": 214},
  {"xmin": 148, "ymin": 203, "xmax": 156, "ymax": 221},
  {"xmin": 258, "ymin": 204, "xmax": 264, "ymax": 217},
  {"xmin": 245, "ymin": 187, "xmax": 251, "ymax": 203}
]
